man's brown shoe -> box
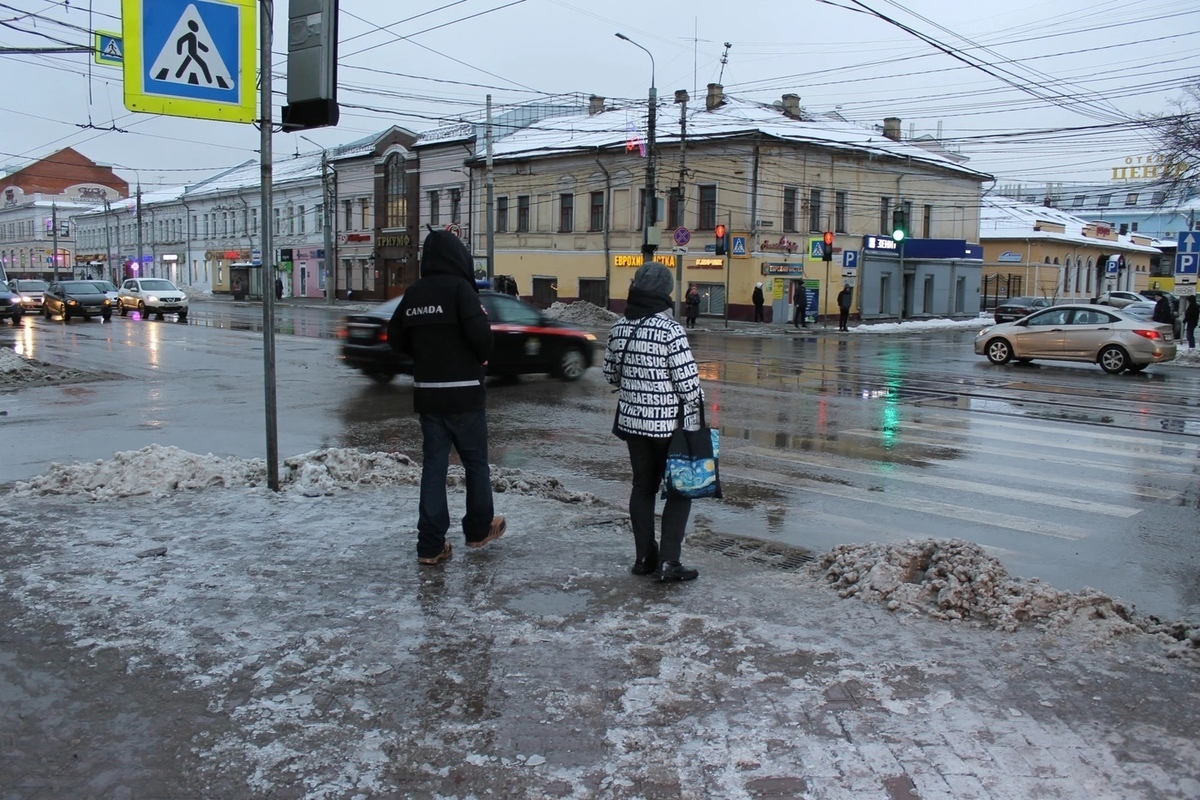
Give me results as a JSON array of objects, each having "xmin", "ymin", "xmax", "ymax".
[
  {"xmin": 467, "ymin": 517, "xmax": 506, "ymax": 549},
  {"xmin": 417, "ymin": 542, "xmax": 453, "ymax": 565}
]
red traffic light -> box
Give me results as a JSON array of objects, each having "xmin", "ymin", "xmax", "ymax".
[
  {"xmin": 823, "ymin": 231, "xmax": 834, "ymax": 246},
  {"xmin": 715, "ymin": 224, "xmax": 726, "ymax": 238}
]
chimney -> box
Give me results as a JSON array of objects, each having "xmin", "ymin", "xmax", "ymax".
[
  {"xmin": 882, "ymin": 117, "xmax": 902, "ymax": 141},
  {"xmin": 588, "ymin": 95, "xmax": 605, "ymax": 115},
  {"xmin": 781, "ymin": 93, "xmax": 801, "ymax": 119},
  {"xmin": 706, "ymin": 83, "xmax": 725, "ymax": 111}
]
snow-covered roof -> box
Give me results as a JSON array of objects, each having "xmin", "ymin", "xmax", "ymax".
[
  {"xmin": 185, "ymin": 153, "xmax": 323, "ymax": 197},
  {"xmin": 486, "ymin": 96, "xmax": 991, "ymax": 180},
  {"xmin": 980, "ymin": 197, "xmax": 1160, "ymax": 253}
]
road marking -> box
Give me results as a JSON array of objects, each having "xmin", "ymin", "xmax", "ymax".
[
  {"xmin": 737, "ymin": 446, "xmax": 1139, "ymax": 517},
  {"xmin": 916, "ymin": 413, "xmax": 1200, "ymax": 453}
]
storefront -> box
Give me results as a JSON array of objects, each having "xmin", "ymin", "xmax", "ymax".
[
  {"xmin": 857, "ymin": 236, "xmax": 983, "ymax": 320},
  {"xmin": 376, "ymin": 232, "xmax": 418, "ymax": 301}
]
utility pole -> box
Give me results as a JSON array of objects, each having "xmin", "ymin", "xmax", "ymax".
[
  {"xmin": 673, "ymin": 89, "xmax": 688, "ymax": 320},
  {"xmin": 261, "ymin": 0, "xmax": 280, "ymax": 491},
  {"xmin": 322, "ymin": 148, "xmax": 335, "ymax": 305},
  {"xmin": 135, "ymin": 184, "xmax": 144, "ymax": 279},
  {"xmin": 51, "ymin": 202, "xmax": 59, "ymax": 280},
  {"xmin": 485, "ymin": 94, "xmax": 494, "ymax": 281},
  {"xmin": 103, "ymin": 197, "xmax": 113, "ymax": 284}
]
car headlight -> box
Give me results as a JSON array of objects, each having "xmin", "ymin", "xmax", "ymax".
[
  {"xmin": 103, "ymin": 299, "xmax": 111, "ymax": 305},
  {"xmin": 67, "ymin": 298, "xmax": 78, "ymax": 305},
  {"xmin": 148, "ymin": 295, "xmax": 159, "ymax": 302}
]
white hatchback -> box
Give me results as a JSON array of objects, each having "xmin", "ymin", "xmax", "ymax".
[{"xmin": 118, "ymin": 278, "xmax": 189, "ymax": 321}]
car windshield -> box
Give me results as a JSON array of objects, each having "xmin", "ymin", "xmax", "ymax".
[
  {"xmin": 14, "ymin": 280, "xmax": 48, "ymax": 291},
  {"xmin": 139, "ymin": 280, "xmax": 177, "ymax": 291},
  {"xmin": 92, "ymin": 281, "xmax": 117, "ymax": 292},
  {"xmin": 61, "ymin": 282, "xmax": 102, "ymax": 294},
  {"xmin": 1003, "ymin": 297, "xmax": 1037, "ymax": 305}
]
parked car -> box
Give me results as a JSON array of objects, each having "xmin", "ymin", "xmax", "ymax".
[
  {"xmin": 1138, "ymin": 288, "xmax": 1178, "ymax": 314},
  {"xmin": 1120, "ymin": 300, "xmax": 1181, "ymax": 339},
  {"xmin": 7, "ymin": 279, "xmax": 48, "ymax": 311},
  {"xmin": 91, "ymin": 280, "xmax": 120, "ymax": 307},
  {"xmin": 41, "ymin": 280, "xmax": 113, "ymax": 322},
  {"xmin": 974, "ymin": 303, "xmax": 1176, "ymax": 374},
  {"xmin": 1095, "ymin": 290, "xmax": 1148, "ymax": 308},
  {"xmin": 338, "ymin": 290, "xmax": 596, "ymax": 384},
  {"xmin": 992, "ymin": 296, "xmax": 1052, "ymax": 324},
  {"xmin": 118, "ymin": 278, "xmax": 189, "ymax": 321},
  {"xmin": 0, "ymin": 285, "xmax": 23, "ymax": 324}
]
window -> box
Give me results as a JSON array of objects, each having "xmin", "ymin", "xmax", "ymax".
[
  {"xmin": 783, "ymin": 188, "xmax": 797, "ymax": 232},
  {"xmin": 559, "ymin": 193, "xmax": 574, "ymax": 232},
  {"xmin": 251, "ymin": 208, "xmax": 258, "ymax": 235},
  {"xmin": 428, "ymin": 190, "xmax": 440, "ymax": 226},
  {"xmin": 450, "ymin": 188, "xmax": 462, "ymax": 222},
  {"xmin": 589, "ymin": 191, "xmax": 605, "ymax": 231},
  {"xmin": 314, "ymin": 204, "xmax": 322, "ymax": 232},
  {"xmin": 835, "ymin": 191, "xmax": 847, "ymax": 233},
  {"xmin": 880, "ymin": 197, "xmax": 891, "ymax": 235},
  {"xmin": 496, "ymin": 196, "xmax": 509, "ymax": 233},
  {"xmin": 298, "ymin": 206, "xmax": 306, "ymax": 234},
  {"xmin": 923, "ymin": 204, "xmax": 932, "ymax": 238},
  {"xmin": 808, "ymin": 189, "xmax": 822, "ymax": 232},
  {"xmin": 1151, "ymin": 191, "xmax": 1166, "ymax": 205},
  {"xmin": 203, "ymin": 214, "xmax": 210, "ymax": 237},
  {"xmin": 343, "ymin": 200, "xmax": 353, "ymax": 230},
  {"xmin": 1125, "ymin": 193, "xmax": 1139, "ymax": 206},
  {"xmin": 1097, "ymin": 194, "xmax": 1112, "ymax": 208},
  {"xmin": 667, "ymin": 187, "xmax": 682, "ymax": 230},
  {"xmin": 698, "ymin": 184, "xmax": 717, "ymax": 230},
  {"xmin": 190, "ymin": 216, "xmax": 197, "ymax": 237},
  {"xmin": 287, "ymin": 206, "xmax": 295, "ymax": 235},
  {"xmin": 274, "ymin": 207, "xmax": 281, "ymax": 235},
  {"xmin": 517, "ymin": 195, "xmax": 530, "ymax": 232},
  {"xmin": 902, "ymin": 201, "xmax": 913, "ymax": 236},
  {"xmin": 360, "ymin": 199, "xmax": 370, "ymax": 230},
  {"xmin": 1131, "ymin": 221, "xmax": 1139, "ymax": 232},
  {"xmin": 1073, "ymin": 195, "xmax": 1086, "ymax": 207},
  {"xmin": 385, "ymin": 153, "xmax": 406, "ymax": 228}
]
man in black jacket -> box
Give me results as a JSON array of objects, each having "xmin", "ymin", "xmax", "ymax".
[{"xmin": 390, "ymin": 230, "xmax": 505, "ymax": 565}]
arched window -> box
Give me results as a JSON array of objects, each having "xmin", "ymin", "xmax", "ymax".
[{"xmin": 385, "ymin": 153, "xmax": 406, "ymax": 229}]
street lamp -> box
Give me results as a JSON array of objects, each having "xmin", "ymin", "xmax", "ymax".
[
  {"xmin": 300, "ymin": 134, "xmax": 337, "ymax": 305},
  {"xmin": 616, "ymin": 32, "xmax": 657, "ymax": 261}
]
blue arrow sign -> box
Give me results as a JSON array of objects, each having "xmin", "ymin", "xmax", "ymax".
[{"xmin": 1178, "ymin": 231, "xmax": 1200, "ymax": 253}]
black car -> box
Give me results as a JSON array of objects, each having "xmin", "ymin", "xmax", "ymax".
[
  {"xmin": 993, "ymin": 296, "xmax": 1052, "ymax": 324},
  {"xmin": 1138, "ymin": 288, "xmax": 1179, "ymax": 315},
  {"xmin": 0, "ymin": 286, "xmax": 23, "ymax": 324},
  {"xmin": 41, "ymin": 280, "xmax": 113, "ymax": 322},
  {"xmin": 339, "ymin": 290, "xmax": 596, "ymax": 384}
]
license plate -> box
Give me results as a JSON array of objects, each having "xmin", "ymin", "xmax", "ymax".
[{"xmin": 349, "ymin": 329, "xmax": 376, "ymax": 341}]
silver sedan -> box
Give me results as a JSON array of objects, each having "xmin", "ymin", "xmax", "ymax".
[{"xmin": 974, "ymin": 303, "xmax": 1176, "ymax": 374}]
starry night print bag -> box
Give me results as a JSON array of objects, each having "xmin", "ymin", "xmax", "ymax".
[{"xmin": 662, "ymin": 401, "xmax": 722, "ymax": 500}]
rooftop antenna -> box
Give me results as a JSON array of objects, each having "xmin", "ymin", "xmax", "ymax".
[{"xmin": 717, "ymin": 42, "xmax": 732, "ymax": 84}]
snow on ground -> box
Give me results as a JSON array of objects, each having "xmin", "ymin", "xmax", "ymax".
[
  {"xmin": 180, "ymin": 285, "xmax": 212, "ymax": 301},
  {"xmin": 852, "ymin": 316, "xmax": 993, "ymax": 333},
  {"xmin": 543, "ymin": 299, "xmax": 620, "ymax": 326}
]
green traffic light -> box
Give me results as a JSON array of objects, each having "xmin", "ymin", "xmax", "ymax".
[{"xmin": 892, "ymin": 229, "xmax": 906, "ymax": 242}]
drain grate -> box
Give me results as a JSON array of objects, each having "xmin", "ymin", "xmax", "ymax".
[{"xmin": 689, "ymin": 531, "xmax": 816, "ymax": 572}]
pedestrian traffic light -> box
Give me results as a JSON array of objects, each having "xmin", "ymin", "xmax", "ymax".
[
  {"xmin": 823, "ymin": 230, "xmax": 834, "ymax": 262},
  {"xmin": 891, "ymin": 208, "xmax": 908, "ymax": 242},
  {"xmin": 715, "ymin": 223, "xmax": 728, "ymax": 256}
]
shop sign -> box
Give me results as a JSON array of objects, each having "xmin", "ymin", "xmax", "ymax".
[
  {"xmin": 998, "ymin": 251, "xmax": 1023, "ymax": 263},
  {"xmin": 762, "ymin": 262, "xmax": 804, "ymax": 276},
  {"xmin": 613, "ymin": 253, "xmax": 674, "ymax": 268},
  {"xmin": 692, "ymin": 258, "xmax": 723, "ymax": 269},
  {"xmin": 760, "ymin": 236, "xmax": 799, "ymax": 254},
  {"xmin": 378, "ymin": 234, "xmax": 412, "ymax": 248}
]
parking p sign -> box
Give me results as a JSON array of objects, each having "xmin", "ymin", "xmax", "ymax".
[{"xmin": 1176, "ymin": 231, "xmax": 1200, "ymax": 281}]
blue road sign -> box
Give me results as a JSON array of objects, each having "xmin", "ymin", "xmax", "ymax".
[
  {"xmin": 731, "ymin": 235, "xmax": 747, "ymax": 257},
  {"xmin": 95, "ymin": 31, "xmax": 123, "ymax": 67},
  {"xmin": 1177, "ymin": 231, "xmax": 1200, "ymax": 277},
  {"xmin": 673, "ymin": 227, "xmax": 691, "ymax": 246},
  {"xmin": 810, "ymin": 239, "xmax": 824, "ymax": 259},
  {"xmin": 704, "ymin": 244, "xmax": 716, "ymax": 253},
  {"xmin": 843, "ymin": 250, "xmax": 858, "ymax": 270}
]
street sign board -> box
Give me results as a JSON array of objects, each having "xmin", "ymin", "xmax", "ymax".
[
  {"xmin": 842, "ymin": 250, "xmax": 858, "ymax": 270},
  {"xmin": 808, "ymin": 238, "xmax": 824, "ymax": 259},
  {"xmin": 704, "ymin": 244, "xmax": 716, "ymax": 252},
  {"xmin": 673, "ymin": 227, "xmax": 691, "ymax": 246},
  {"xmin": 95, "ymin": 30, "xmax": 123, "ymax": 67},
  {"xmin": 1176, "ymin": 231, "xmax": 1200, "ymax": 280},
  {"xmin": 122, "ymin": 0, "xmax": 257, "ymax": 123},
  {"xmin": 1176, "ymin": 285, "xmax": 1196, "ymax": 296},
  {"xmin": 731, "ymin": 234, "xmax": 748, "ymax": 258}
]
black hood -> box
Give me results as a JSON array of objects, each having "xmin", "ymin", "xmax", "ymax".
[{"xmin": 421, "ymin": 230, "xmax": 477, "ymax": 291}]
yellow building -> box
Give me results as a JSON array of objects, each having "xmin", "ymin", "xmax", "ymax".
[
  {"xmin": 979, "ymin": 198, "xmax": 1161, "ymax": 306},
  {"xmin": 451, "ymin": 88, "xmax": 991, "ymax": 323}
]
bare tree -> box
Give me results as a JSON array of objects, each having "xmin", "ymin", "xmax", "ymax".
[{"xmin": 1148, "ymin": 83, "xmax": 1200, "ymax": 204}]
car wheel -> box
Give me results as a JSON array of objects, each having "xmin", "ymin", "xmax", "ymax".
[
  {"xmin": 12, "ymin": 311, "xmax": 21, "ymax": 325},
  {"xmin": 61, "ymin": 308, "xmax": 70, "ymax": 323},
  {"xmin": 177, "ymin": 311, "xmax": 187, "ymax": 322},
  {"xmin": 118, "ymin": 301, "xmax": 128, "ymax": 317},
  {"xmin": 985, "ymin": 338, "xmax": 1012, "ymax": 365},
  {"xmin": 101, "ymin": 311, "xmax": 112, "ymax": 322},
  {"xmin": 555, "ymin": 346, "xmax": 588, "ymax": 381},
  {"xmin": 1098, "ymin": 345, "xmax": 1129, "ymax": 374},
  {"xmin": 365, "ymin": 370, "xmax": 396, "ymax": 384},
  {"xmin": 138, "ymin": 301, "xmax": 147, "ymax": 318},
  {"xmin": 1126, "ymin": 364, "xmax": 1147, "ymax": 374},
  {"xmin": 156, "ymin": 312, "xmax": 165, "ymax": 320},
  {"xmin": 42, "ymin": 305, "xmax": 50, "ymax": 319}
]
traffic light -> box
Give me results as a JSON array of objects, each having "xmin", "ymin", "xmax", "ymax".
[
  {"xmin": 715, "ymin": 223, "xmax": 728, "ymax": 256},
  {"xmin": 891, "ymin": 208, "xmax": 908, "ymax": 242},
  {"xmin": 823, "ymin": 230, "xmax": 834, "ymax": 262}
]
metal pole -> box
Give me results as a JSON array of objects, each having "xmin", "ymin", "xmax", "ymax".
[
  {"xmin": 103, "ymin": 198, "xmax": 113, "ymax": 283},
  {"xmin": 674, "ymin": 91, "xmax": 687, "ymax": 320},
  {"xmin": 724, "ymin": 210, "xmax": 731, "ymax": 329},
  {"xmin": 485, "ymin": 94, "xmax": 494, "ymax": 281},
  {"xmin": 51, "ymin": 202, "xmax": 59, "ymax": 280},
  {"xmin": 260, "ymin": 0, "xmax": 280, "ymax": 491},
  {"xmin": 321, "ymin": 148, "xmax": 334, "ymax": 305},
  {"xmin": 135, "ymin": 185, "xmax": 144, "ymax": 279},
  {"xmin": 616, "ymin": 34, "xmax": 657, "ymax": 265}
]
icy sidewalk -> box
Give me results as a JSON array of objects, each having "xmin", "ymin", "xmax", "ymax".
[{"xmin": 1, "ymin": 449, "xmax": 1198, "ymax": 799}]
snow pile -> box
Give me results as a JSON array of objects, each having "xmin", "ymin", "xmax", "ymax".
[
  {"xmin": 544, "ymin": 300, "xmax": 620, "ymax": 326},
  {"xmin": 814, "ymin": 538, "xmax": 1197, "ymax": 656},
  {"xmin": 0, "ymin": 347, "xmax": 33, "ymax": 374},
  {"xmin": 1170, "ymin": 346, "xmax": 1200, "ymax": 368},
  {"xmin": 11, "ymin": 444, "xmax": 598, "ymax": 504},
  {"xmin": 180, "ymin": 284, "xmax": 213, "ymax": 300},
  {"xmin": 853, "ymin": 316, "xmax": 992, "ymax": 334}
]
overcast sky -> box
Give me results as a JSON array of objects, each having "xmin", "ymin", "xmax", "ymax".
[{"xmin": 2, "ymin": 0, "xmax": 1197, "ymax": 193}]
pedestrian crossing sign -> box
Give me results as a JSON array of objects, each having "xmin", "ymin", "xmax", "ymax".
[
  {"xmin": 731, "ymin": 234, "xmax": 748, "ymax": 259},
  {"xmin": 95, "ymin": 30, "xmax": 123, "ymax": 67},
  {"xmin": 122, "ymin": 0, "xmax": 257, "ymax": 123}
]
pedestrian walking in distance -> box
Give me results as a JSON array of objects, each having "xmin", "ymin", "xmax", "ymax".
[
  {"xmin": 752, "ymin": 282, "xmax": 765, "ymax": 323},
  {"xmin": 390, "ymin": 230, "xmax": 506, "ymax": 566},
  {"xmin": 685, "ymin": 283, "xmax": 700, "ymax": 329},
  {"xmin": 603, "ymin": 263, "xmax": 703, "ymax": 582},
  {"xmin": 837, "ymin": 284, "xmax": 853, "ymax": 332},
  {"xmin": 1184, "ymin": 296, "xmax": 1199, "ymax": 349},
  {"xmin": 793, "ymin": 282, "xmax": 808, "ymax": 328},
  {"xmin": 275, "ymin": 275, "xmax": 283, "ymax": 301}
]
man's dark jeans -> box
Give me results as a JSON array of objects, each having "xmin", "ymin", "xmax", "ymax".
[
  {"xmin": 417, "ymin": 411, "xmax": 494, "ymax": 558},
  {"xmin": 626, "ymin": 435, "xmax": 692, "ymax": 563}
]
